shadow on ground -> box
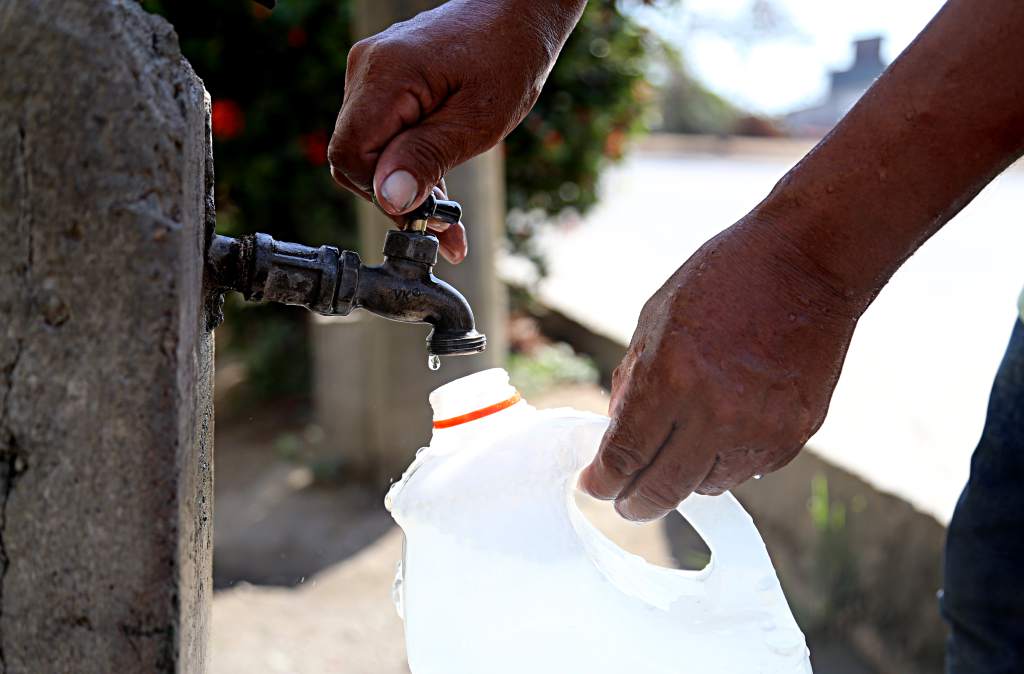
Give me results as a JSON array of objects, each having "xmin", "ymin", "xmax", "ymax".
[{"xmin": 214, "ymin": 404, "xmax": 393, "ymax": 589}]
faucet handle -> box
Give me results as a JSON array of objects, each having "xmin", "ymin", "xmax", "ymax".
[
  {"xmin": 383, "ymin": 229, "xmax": 439, "ymax": 267},
  {"xmin": 407, "ymin": 194, "xmax": 462, "ymax": 232}
]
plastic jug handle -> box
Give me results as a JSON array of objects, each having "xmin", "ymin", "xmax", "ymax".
[
  {"xmin": 571, "ymin": 414, "xmax": 776, "ymax": 579},
  {"xmin": 675, "ymin": 491, "xmax": 775, "ymax": 576}
]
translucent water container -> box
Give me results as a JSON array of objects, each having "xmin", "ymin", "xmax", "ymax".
[{"xmin": 386, "ymin": 368, "xmax": 812, "ymax": 674}]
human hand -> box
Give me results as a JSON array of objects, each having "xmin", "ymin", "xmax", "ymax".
[
  {"xmin": 329, "ymin": 0, "xmax": 585, "ymax": 263},
  {"xmin": 579, "ymin": 213, "xmax": 866, "ymax": 521}
]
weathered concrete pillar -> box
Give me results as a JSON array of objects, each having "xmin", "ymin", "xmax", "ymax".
[
  {"xmin": 0, "ymin": 1, "xmax": 214, "ymax": 671},
  {"xmin": 312, "ymin": 0, "xmax": 508, "ymax": 484}
]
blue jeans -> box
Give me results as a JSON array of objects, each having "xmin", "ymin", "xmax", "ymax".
[{"xmin": 942, "ymin": 318, "xmax": 1024, "ymax": 673}]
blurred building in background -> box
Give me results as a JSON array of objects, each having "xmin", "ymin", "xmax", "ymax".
[{"xmin": 784, "ymin": 37, "xmax": 886, "ymax": 136}]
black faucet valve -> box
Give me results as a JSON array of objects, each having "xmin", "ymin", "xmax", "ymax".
[
  {"xmin": 205, "ymin": 198, "xmax": 486, "ymax": 360},
  {"xmin": 406, "ymin": 194, "xmax": 463, "ymax": 232}
]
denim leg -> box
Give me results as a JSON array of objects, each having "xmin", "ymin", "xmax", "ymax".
[{"xmin": 942, "ymin": 318, "xmax": 1024, "ymax": 674}]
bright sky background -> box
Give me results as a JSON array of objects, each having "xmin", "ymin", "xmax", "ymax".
[{"xmin": 632, "ymin": 0, "xmax": 947, "ymax": 115}]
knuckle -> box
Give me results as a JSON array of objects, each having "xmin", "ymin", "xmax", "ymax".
[
  {"xmin": 696, "ymin": 482, "xmax": 727, "ymax": 496},
  {"xmin": 349, "ymin": 35, "xmax": 414, "ymax": 79},
  {"xmin": 400, "ymin": 134, "xmax": 449, "ymax": 182},
  {"xmin": 696, "ymin": 448, "xmax": 745, "ymax": 491},
  {"xmin": 611, "ymin": 363, "xmax": 624, "ymax": 388},
  {"xmin": 766, "ymin": 445, "xmax": 801, "ymax": 472},
  {"xmin": 780, "ymin": 379, "xmax": 826, "ymax": 439},
  {"xmin": 696, "ymin": 464, "xmax": 734, "ymax": 495},
  {"xmin": 327, "ymin": 132, "xmax": 371, "ymax": 189},
  {"xmin": 610, "ymin": 356, "xmax": 635, "ymax": 394},
  {"xmin": 328, "ymin": 119, "xmax": 362, "ymax": 164},
  {"xmin": 599, "ymin": 440, "xmax": 648, "ymax": 480},
  {"xmin": 346, "ymin": 37, "xmax": 375, "ymax": 67},
  {"xmin": 802, "ymin": 404, "xmax": 827, "ymax": 439},
  {"xmin": 633, "ymin": 478, "xmax": 683, "ymax": 511},
  {"xmin": 327, "ymin": 137, "xmax": 346, "ymax": 167}
]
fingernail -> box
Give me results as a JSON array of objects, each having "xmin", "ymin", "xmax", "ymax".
[{"xmin": 379, "ymin": 170, "xmax": 418, "ymax": 213}]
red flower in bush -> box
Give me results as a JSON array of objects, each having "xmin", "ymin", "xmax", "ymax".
[
  {"xmin": 288, "ymin": 27, "xmax": 307, "ymax": 48},
  {"xmin": 604, "ymin": 128, "xmax": 626, "ymax": 159},
  {"xmin": 543, "ymin": 130, "xmax": 564, "ymax": 150},
  {"xmin": 212, "ymin": 99, "xmax": 245, "ymax": 140},
  {"xmin": 300, "ymin": 130, "xmax": 329, "ymax": 166}
]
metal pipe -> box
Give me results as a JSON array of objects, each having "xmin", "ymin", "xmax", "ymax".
[{"xmin": 205, "ymin": 229, "xmax": 486, "ymax": 357}]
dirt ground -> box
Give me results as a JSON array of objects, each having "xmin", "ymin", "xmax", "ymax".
[{"xmin": 211, "ymin": 385, "xmax": 875, "ymax": 674}]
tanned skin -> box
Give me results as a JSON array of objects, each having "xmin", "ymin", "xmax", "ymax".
[
  {"xmin": 330, "ymin": 0, "xmax": 1024, "ymax": 521},
  {"xmin": 329, "ymin": 0, "xmax": 587, "ymax": 262}
]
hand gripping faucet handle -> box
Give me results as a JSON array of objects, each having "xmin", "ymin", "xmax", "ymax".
[{"xmin": 406, "ymin": 194, "xmax": 463, "ymax": 233}]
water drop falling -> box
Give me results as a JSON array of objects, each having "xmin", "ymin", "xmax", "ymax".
[{"xmin": 428, "ymin": 354, "xmax": 441, "ymax": 371}]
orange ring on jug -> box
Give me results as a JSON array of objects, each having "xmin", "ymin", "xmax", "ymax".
[{"xmin": 432, "ymin": 392, "xmax": 522, "ymax": 429}]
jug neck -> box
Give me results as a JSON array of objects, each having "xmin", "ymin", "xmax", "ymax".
[
  {"xmin": 432, "ymin": 390, "xmax": 522, "ymax": 429},
  {"xmin": 430, "ymin": 399, "xmax": 532, "ymax": 447},
  {"xmin": 429, "ymin": 368, "xmax": 517, "ymax": 424},
  {"xmin": 428, "ymin": 368, "xmax": 531, "ymax": 444}
]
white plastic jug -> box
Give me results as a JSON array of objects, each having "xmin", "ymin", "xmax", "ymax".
[{"xmin": 386, "ymin": 368, "xmax": 812, "ymax": 674}]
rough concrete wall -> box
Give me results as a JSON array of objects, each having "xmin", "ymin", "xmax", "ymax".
[{"xmin": 0, "ymin": 1, "xmax": 214, "ymax": 672}]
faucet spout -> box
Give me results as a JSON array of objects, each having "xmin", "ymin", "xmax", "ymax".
[{"xmin": 340, "ymin": 230, "xmax": 486, "ymax": 356}]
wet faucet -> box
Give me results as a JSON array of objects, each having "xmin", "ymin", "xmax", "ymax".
[{"xmin": 205, "ymin": 195, "xmax": 486, "ymax": 359}]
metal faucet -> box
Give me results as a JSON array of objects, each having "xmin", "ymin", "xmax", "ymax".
[{"xmin": 205, "ymin": 195, "xmax": 486, "ymax": 358}]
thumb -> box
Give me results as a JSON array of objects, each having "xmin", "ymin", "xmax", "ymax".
[{"xmin": 373, "ymin": 99, "xmax": 495, "ymax": 215}]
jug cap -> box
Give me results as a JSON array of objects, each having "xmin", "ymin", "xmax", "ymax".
[{"xmin": 430, "ymin": 368, "xmax": 521, "ymax": 429}]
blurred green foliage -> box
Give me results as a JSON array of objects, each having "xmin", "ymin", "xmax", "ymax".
[
  {"xmin": 142, "ymin": 0, "xmax": 354, "ymax": 246},
  {"xmin": 505, "ymin": 0, "xmax": 673, "ymax": 274},
  {"xmin": 507, "ymin": 4, "xmax": 656, "ymax": 211},
  {"xmin": 508, "ymin": 343, "xmax": 599, "ymax": 399},
  {"xmin": 142, "ymin": 0, "xmax": 684, "ymax": 401},
  {"xmin": 808, "ymin": 474, "xmax": 861, "ymax": 632}
]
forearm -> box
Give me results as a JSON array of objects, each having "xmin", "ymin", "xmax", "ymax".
[
  {"xmin": 757, "ymin": 0, "xmax": 1024, "ymax": 310},
  {"xmin": 441, "ymin": 0, "xmax": 586, "ymax": 62}
]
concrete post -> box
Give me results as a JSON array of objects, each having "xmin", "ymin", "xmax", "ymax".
[
  {"xmin": 0, "ymin": 1, "xmax": 214, "ymax": 671},
  {"xmin": 312, "ymin": 0, "xmax": 508, "ymax": 484}
]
